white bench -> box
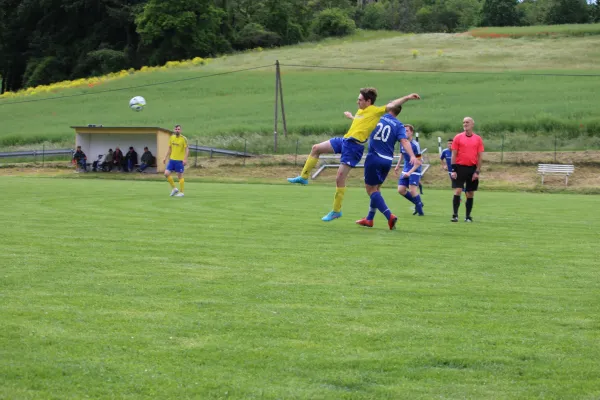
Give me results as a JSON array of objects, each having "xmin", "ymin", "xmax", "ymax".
[
  {"xmin": 312, "ymin": 148, "xmax": 430, "ymax": 179},
  {"xmin": 538, "ymin": 164, "xmax": 575, "ymax": 186}
]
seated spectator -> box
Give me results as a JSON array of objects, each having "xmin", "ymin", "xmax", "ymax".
[
  {"xmin": 125, "ymin": 146, "xmax": 138, "ymax": 172},
  {"xmin": 102, "ymin": 148, "xmax": 114, "ymax": 172},
  {"xmin": 113, "ymin": 147, "xmax": 124, "ymax": 171},
  {"xmin": 137, "ymin": 147, "xmax": 155, "ymax": 172},
  {"xmin": 72, "ymin": 146, "xmax": 87, "ymax": 172}
]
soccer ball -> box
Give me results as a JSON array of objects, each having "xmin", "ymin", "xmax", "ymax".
[{"xmin": 129, "ymin": 96, "xmax": 146, "ymax": 112}]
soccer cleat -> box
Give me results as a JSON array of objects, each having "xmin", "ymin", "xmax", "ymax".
[
  {"xmin": 355, "ymin": 218, "xmax": 373, "ymax": 228},
  {"xmin": 175, "ymin": 192, "xmax": 185, "ymax": 197},
  {"xmin": 322, "ymin": 211, "xmax": 342, "ymax": 221},
  {"xmin": 412, "ymin": 207, "xmax": 425, "ymax": 216},
  {"xmin": 451, "ymin": 215, "xmax": 458, "ymax": 222},
  {"xmin": 388, "ymin": 214, "xmax": 398, "ymax": 230},
  {"xmin": 465, "ymin": 216, "xmax": 473, "ymax": 222},
  {"xmin": 287, "ymin": 176, "xmax": 309, "ymax": 185},
  {"xmin": 170, "ymin": 188, "xmax": 179, "ymax": 196},
  {"xmin": 412, "ymin": 201, "xmax": 425, "ymax": 216}
]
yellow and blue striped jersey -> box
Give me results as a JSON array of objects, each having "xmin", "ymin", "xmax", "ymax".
[
  {"xmin": 169, "ymin": 135, "xmax": 188, "ymax": 161},
  {"xmin": 344, "ymin": 105, "xmax": 387, "ymax": 143}
]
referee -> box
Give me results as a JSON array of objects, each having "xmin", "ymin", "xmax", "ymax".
[{"xmin": 450, "ymin": 117, "xmax": 484, "ymax": 222}]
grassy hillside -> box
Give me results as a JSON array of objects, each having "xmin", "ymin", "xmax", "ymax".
[
  {"xmin": 1, "ymin": 29, "xmax": 599, "ymax": 149},
  {"xmin": 469, "ymin": 23, "xmax": 600, "ymax": 38}
]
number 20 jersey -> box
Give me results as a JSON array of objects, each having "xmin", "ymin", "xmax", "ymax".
[{"xmin": 366, "ymin": 113, "xmax": 407, "ymax": 162}]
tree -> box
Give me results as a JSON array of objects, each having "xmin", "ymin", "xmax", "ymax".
[
  {"xmin": 383, "ymin": 0, "xmax": 419, "ymax": 32},
  {"xmin": 481, "ymin": 0, "xmax": 519, "ymax": 26},
  {"xmin": 358, "ymin": 1, "xmax": 389, "ymax": 30},
  {"xmin": 136, "ymin": 0, "xmax": 230, "ymax": 64},
  {"xmin": 311, "ymin": 7, "xmax": 356, "ymax": 38},
  {"xmin": 445, "ymin": 0, "xmax": 482, "ymax": 30},
  {"xmin": 0, "ymin": 0, "xmax": 36, "ymax": 93},
  {"xmin": 545, "ymin": 0, "xmax": 589, "ymax": 24},
  {"xmin": 517, "ymin": 0, "xmax": 550, "ymax": 26}
]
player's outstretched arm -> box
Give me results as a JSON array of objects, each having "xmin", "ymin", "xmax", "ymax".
[
  {"xmin": 344, "ymin": 111, "xmax": 354, "ymax": 120},
  {"xmin": 386, "ymin": 93, "xmax": 421, "ymax": 112}
]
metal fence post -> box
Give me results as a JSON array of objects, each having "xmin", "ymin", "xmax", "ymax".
[
  {"xmin": 273, "ymin": 60, "xmax": 280, "ymax": 153},
  {"xmin": 243, "ymin": 139, "xmax": 247, "ymax": 166},
  {"xmin": 500, "ymin": 134, "xmax": 504, "ymax": 164},
  {"xmin": 554, "ymin": 135, "xmax": 557, "ymax": 163},
  {"xmin": 195, "ymin": 140, "xmax": 198, "ymax": 167},
  {"xmin": 42, "ymin": 144, "xmax": 45, "ymax": 167},
  {"xmin": 295, "ymin": 139, "xmax": 299, "ymax": 166}
]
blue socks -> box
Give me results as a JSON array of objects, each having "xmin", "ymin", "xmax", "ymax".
[
  {"xmin": 367, "ymin": 207, "xmax": 376, "ymax": 221},
  {"xmin": 370, "ymin": 192, "xmax": 392, "ymax": 220},
  {"xmin": 413, "ymin": 194, "xmax": 423, "ymax": 215}
]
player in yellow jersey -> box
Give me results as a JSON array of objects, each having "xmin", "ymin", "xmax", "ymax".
[
  {"xmin": 163, "ymin": 124, "xmax": 189, "ymax": 197},
  {"xmin": 287, "ymin": 88, "xmax": 420, "ymax": 221}
]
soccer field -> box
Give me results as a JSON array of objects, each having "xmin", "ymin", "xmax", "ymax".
[{"xmin": 1, "ymin": 178, "xmax": 599, "ymax": 399}]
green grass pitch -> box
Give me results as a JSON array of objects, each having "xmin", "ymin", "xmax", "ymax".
[{"xmin": 1, "ymin": 177, "xmax": 599, "ymax": 399}]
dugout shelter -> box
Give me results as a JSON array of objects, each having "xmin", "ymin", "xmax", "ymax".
[{"xmin": 71, "ymin": 126, "xmax": 173, "ymax": 173}]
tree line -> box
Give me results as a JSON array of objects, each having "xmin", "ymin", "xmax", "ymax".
[{"xmin": 1, "ymin": 0, "xmax": 598, "ymax": 93}]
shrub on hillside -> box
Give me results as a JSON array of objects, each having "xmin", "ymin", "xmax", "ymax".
[
  {"xmin": 235, "ymin": 23, "xmax": 282, "ymax": 50},
  {"xmin": 311, "ymin": 8, "xmax": 356, "ymax": 39},
  {"xmin": 359, "ymin": 2, "xmax": 389, "ymax": 30},
  {"xmin": 22, "ymin": 57, "xmax": 68, "ymax": 88},
  {"xmin": 86, "ymin": 49, "xmax": 127, "ymax": 75},
  {"xmin": 284, "ymin": 22, "xmax": 305, "ymax": 45}
]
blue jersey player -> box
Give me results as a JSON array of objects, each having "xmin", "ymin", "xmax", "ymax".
[
  {"xmin": 441, "ymin": 138, "xmax": 453, "ymax": 174},
  {"xmin": 394, "ymin": 125, "xmax": 424, "ymax": 216},
  {"xmin": 441, "ymin": 138, "xmax": 465, "ymax": 194},
  {"xmin": 355, "ymin": 104, "xmax": 416, "ymax": 230}
]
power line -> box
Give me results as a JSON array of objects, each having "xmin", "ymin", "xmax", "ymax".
[
  {"xmin": 2, "ymin": 61, "xmax": 598, "ymax": 107},
  {"xmin": 279, "ymin": 63, "xmax": 600, "ymax": 77},
  {"xmin": 0, "ymin": 64, "xmax": 273, "ymax": 106}
]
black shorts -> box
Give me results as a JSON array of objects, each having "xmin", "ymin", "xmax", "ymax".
[{"xmin": 452, "ymin": 165, "xmax": 479, "ymax": 192}]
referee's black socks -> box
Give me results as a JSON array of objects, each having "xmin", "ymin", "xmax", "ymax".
[
  {"xmin": 466, "ymin": 197, "xmax": 473, "ymax": 217},
  {"xmin": 453, "ymin": 195, "xmax": 461, "ymax": 216}
]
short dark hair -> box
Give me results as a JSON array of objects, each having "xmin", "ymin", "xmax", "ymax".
[
  {"xmin": 360, "ymin": 87, "xmax": 378, "ymax": 105},
  {"xmin": 388, "ymin": 104, "xmax": 402, "ymax": 116},
  {"xmin": 447, "ymin": 138, "xmax": 453, "ymax": 142},
  {"xmin": 174, "ymin": 124, "xmax": 182, "ymax": 129},
  {"xmin": 405, "ymin": 124, "xmax": 414, "ymax": 133},
  {"xmin": 144, "ymin": 146, "xmax": 148, "ymax": 150},
  {"xmin": 129, "ymin": 146, "xmax": 134, "ymax": 150}
]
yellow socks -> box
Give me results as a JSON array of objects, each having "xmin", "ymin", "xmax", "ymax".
[
  {"xmin": 167, "ymin": 176, "xmax": 176, "ymax": 188},
  {"xmin": 301, "ymin": 156, "xmax": 319, "ymax": 180},
  {"xmin": 333, "ymin": 187, "xmax": 346, "ymax": 212},
  {"xmin": 179, "ymin": 178, "xmax": 184, "ymax": 193}
]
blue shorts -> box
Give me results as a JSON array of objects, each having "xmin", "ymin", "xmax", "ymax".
[
  {"xmin": 166, "ymin": 159, "xmax": 184, "ymax": 173},
  {"xmin": 364, "ymin": 154, "xmax": 392, "ymax": 186},
  {"xmin": 329, "ymin": 137, "xmax": 364, "ymax": 167},
  {"xmin": 398, "ymin": 172, "xmax": 421, "ymax": 187}
]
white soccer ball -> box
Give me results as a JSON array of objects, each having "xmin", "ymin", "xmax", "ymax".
[{"xmin": 129, "ymin": 96, "xmax": 146, "ymax": 112}]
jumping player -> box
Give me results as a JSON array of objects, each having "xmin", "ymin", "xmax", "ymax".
[{"xmin": 355, "ymin": 104, "xmax": 416, "ymax": 229}]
